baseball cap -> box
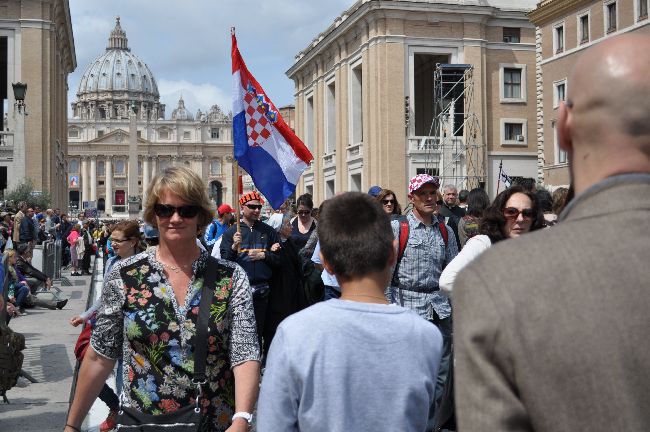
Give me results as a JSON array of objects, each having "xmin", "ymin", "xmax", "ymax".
[
  {"xmin": 367, "ymin": 185, "xmax": 382, "ymax": 197},
  {"xmin": 217, "ymin": 204, "xmax": 235, "ymax": 215},
  {"xmin": 408, "ymin": 174, "xmax": 440, "ymax": 194}
]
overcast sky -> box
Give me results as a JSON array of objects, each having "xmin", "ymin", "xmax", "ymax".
[{"xmin": 68, "ymin": 0, "xmax": 355, "ymax": 117}]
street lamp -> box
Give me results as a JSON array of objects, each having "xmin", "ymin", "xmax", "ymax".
[{"xmin": 12, "ymin": 82, "xmax": 27, "ymax": 113}]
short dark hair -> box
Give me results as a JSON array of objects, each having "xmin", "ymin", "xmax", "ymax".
[
  {"xmin": 458, "ymin": 189, "xmax": 469, "ymax": 203},
  {"xmin": 480, "ymin": 186, "xmax": 544, "ymax": 243},
  {"xmin": 318, "ymin": 192, "xmax": 393, "ymax": 279},
  {"xmin": 466, "ymin": 188, "xmax": 490, "ymax": 218},
  {"xmin": 536, "ymin": 188, "xmax": 553, "ymax": 213},
  {"xmin": 296, "ymin": 193, "xmax": 314, "ymax": 210}
]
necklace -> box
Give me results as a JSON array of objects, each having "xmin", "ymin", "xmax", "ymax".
[
  {"xmin": 160, "ymin": 262, "xmax": 192, "ymax": 274},
  {"xmin": 156, "ymin": 251, "xmax": 194, "ymax": 274},
  {"xmin": 340, "ymin": 293, "xmax": 389, "ymax": 304}
]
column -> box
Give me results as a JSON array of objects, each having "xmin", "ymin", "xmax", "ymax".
[
  {"xmin": 151, "ymin": 156, "xmax": 158, "ymax": 177},
  {"xmin": 105, "ymin": 157, "xmax": 113, "ymax": 216},
  {"xmin": 90, "ymin": 156, "xmax": 97, "ymax": 202},
  {"xmin": 81, "ymin": 157, "xmax": 89, "ymax": 206},
  {"xmin": 142, "ymin": 157, "xmax": 151, "ymax": 203},
  {"xmin": 128, "ymin": 109, "xmax": 139, "ymax": 218}
]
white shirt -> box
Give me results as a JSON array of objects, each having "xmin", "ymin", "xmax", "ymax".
[{"xmin": 439, "ymin": 234, "xmax": 492, "ymax": 297}]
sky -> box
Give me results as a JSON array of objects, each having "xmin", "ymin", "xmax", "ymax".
[{"xmin": 68, "ymin": 0, "xmax": 356, "ymax": 118}]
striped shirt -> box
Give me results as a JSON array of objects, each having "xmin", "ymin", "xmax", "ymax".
[{"xmin": 389, "ymin": 212, "xmax": 458, "ymax": 320}]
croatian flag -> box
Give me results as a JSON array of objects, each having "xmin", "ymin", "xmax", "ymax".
[{"xmin": 231, "ymin": 32, "xmax": 313, "ymax": 209}]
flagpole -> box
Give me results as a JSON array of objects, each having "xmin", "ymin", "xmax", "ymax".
[
  {"xmin": 234, "ymin": 159, "xmax": 241, "ymax": 253},
  {"xmin": 496, "ymin": 160, "xmax": 503, "ymax": 195}
]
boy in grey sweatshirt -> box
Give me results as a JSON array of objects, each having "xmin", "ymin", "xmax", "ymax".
[{"xmin": 258, "ymin": 192, "xmax": 442, "ymax": 432}]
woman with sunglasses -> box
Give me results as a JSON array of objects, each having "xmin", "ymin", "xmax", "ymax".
[
  {"xmin": 66, "ymin": 166, "xmax": 260, "ymax": 432},
  {"xmin": 439, "ymin": 186, "xmax": 544, "ymax": 296},
  {"xmin": 290, "ymin": 193, "xmax": 316, "ymax": 251},
  {"xmin": 376, "ymin": 189, "xmax": 403, "ymax": 217}
]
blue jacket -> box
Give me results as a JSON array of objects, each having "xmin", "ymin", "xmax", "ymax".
[{"xmin": 19, "ymin": 216, "xmax": 35, "ymax": 242}]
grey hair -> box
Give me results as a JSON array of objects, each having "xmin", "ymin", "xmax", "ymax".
[{"xmin": 442, "ymin": 184, "xmax": 458, "ymax": 193}]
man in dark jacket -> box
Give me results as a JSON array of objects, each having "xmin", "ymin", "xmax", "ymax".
[
  {"xmin": 221, "ymin": 191, "xmax": 280, "ymax": 350},
  {"xmin": 58, "ymin": 213, "xmax": 73, "ymax": 267},
  {"xmin": 15, "ymin": 243, "xmax": 52, "ymax": 294},
  {"xmin": 18, "ymin": 207, "xmax": 35, "ymax": 247}
]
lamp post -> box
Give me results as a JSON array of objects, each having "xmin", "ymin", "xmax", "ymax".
[{"xmin": 12, "ymin": 82, "xmax": 27, "ymax": 114}]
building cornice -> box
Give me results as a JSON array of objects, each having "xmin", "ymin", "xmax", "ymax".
[
  {"xmin": 286, "ymin": 0, "xmax": 533, "ymax": 78},
  {"xmin": 527, "ymin": 0, "xmax": 594, "ymax": 26}
]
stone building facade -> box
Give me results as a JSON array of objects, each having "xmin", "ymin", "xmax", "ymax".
[
  {"xmin": 67, "ymin": 18, "xmax": 236, "ymax": 216},
  {"xmin": 286, "ymin": 0, "xmax": 539, "ymax": 203},
  {"xmin": 0, "ymin": 0, "xmax": 76, "ymax": 207},
  {"xmin": 529, "ymin": 0, "xmax": 650, "ymax": 187}
]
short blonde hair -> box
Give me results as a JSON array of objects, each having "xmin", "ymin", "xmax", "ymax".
[{"xmin": 143, "ymin": 166, "xmax": 213, "ymax": 233}]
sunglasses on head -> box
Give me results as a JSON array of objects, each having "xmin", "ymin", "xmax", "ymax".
[
  {"xmin": 297, "ymin": 210, "xmax": 311, "ymax": 216},
  {"xmin": 245, "ymin": 204, "xmax": 263, "ymax": 211},
  {"xmin": 503, "ymin": 207, "xmax": 534, "ymax": 220},
  {"xmin": 153, "ymin": 204, "xmax": 200, "ymax": 219},
  {"xmin": 381, "ymin": 199, "xmax": 396, "ymax": 205}
]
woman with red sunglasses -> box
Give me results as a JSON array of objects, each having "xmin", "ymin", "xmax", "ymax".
[{"xmin": 439, "ymin": 186, "xmax": 544, "ymax": 296}]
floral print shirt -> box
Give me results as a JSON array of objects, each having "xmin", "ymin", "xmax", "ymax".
[{"xmin": 90, "ymin": 247, "xmax": 260, "ymax": 431}]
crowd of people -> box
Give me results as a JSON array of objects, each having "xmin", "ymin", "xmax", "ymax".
[{"xmin": 45, "ymin": 33, "xmax": 650, "ymax": 431}]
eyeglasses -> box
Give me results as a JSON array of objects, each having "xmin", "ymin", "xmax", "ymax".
[
  {"xmin": 381, "ymin": 199, "xmax": 396, "ymax": 205},
  {"xmin": 110, "ymin": 237, "xmax": 132, "ymax": 244},
  {"xmin": 244, "ymin": 204, "xmax": 263, "ymax": 211},
  {"xmin": 297, "ymin": 210, "xmax": 311, "ymax": 216},
  {"xmin": 503, "ymin": 207, "xmax": 534, "ymax": 220},
  {"xmin": 153, "ymin": 204, "xmax": 200, "ymax": 219}
]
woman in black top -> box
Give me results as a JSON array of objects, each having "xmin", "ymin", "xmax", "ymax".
[{"xmin": 290, "ymin": 193, "xmax": 316, "ymax": 251}]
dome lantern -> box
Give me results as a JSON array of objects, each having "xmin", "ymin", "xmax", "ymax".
[{"xmin": 108, "ymin": 17, "xmax": 129, "ymax": 51}]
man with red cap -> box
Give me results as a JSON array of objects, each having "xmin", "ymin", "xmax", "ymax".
[
  {"xmin": 203, "ymin": 203, "xmax": 235, "ymax": 249},
  {"xmin": 220, "ymin": 191, "xmax": 281, "ymax": 353},
  {"xmin": 389, "ymin": 173, "xmax": 458, "ymax": 421}
]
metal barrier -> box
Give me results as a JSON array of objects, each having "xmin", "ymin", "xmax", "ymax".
[
  {"xmin": 42, "ymin": 240, "xmax": 56, "ymax": 279},
  {"xmin": 54, "ymin": 239, "xmax": 62, "ymax": 280}
]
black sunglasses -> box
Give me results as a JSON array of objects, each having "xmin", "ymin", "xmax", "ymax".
[
  {"xmin": 297, "ymin": 210, "xmax": 311, "ymax": 215},
  {"xmin": 503, "ymin": 207, "xmax": 534, "ymax": 220},
  {"xmin": 381, "ymin": 199, "xmax": 396, "ymax": 205},
  {"xmin": 153, "ymin": 204, "xmax": 200, "ymax": 219},
  {"xmin": 245, "ymin": 204, "xmax": 263, "ymax": 211}
]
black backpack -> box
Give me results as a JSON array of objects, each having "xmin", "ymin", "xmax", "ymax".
[{"xmin": 0, "ymin": 324, "xmax": 25, "ymax": 403}]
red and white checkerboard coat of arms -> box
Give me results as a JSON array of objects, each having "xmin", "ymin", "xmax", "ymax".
[{"xmin": 243, "ymin": 83, "xmax": 278, "ymax": 147}]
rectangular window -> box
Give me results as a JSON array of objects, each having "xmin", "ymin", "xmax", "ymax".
[
  {"xmin": 503, "ymin": 68, "xmax": 522, "ymax": 99},
  {"xmin": 325, "ymin": 179, "xmax": 335, "ymax": 199},
  {"xmin": 97, "ymin": 130, "xmax": 104, "ymax": 138},
  {"xmin": 211, "ymin": 128, "xmax": 220, "ymax": 139},
  {"xmin": 326, "ymin": 81, "xmax": 336, "ymax": 154},
  {"xmin": 414, "ymin": 53, "xmax": 450, "ymax": 135},
  {"xmin": 159, "ymin": 130, "xmax": 169, "ymax": 140},
  {"xmin": 349, "ymin": 173, "xmax": 362, "ymax": 192},
  {"xmin": 68, "ymin": 129, "xmax": 79, "ymax": 138},
  {"xmin": 503, "ymin": 27, "xmax": 520, "ymax": 43},
  {"xmin": 554, "ymin": 24, "xmax": 564, "ymax": 53},
  {"xmin": 137, "ymin": 131, "xmax": 142, "ymax": 139},
  {"xmin": 639, "ymin": 0, "xmax": 648, "ymax": 20},
  {"xmin": 305, "ymin": 94, "xmax": 314, "ymax": 151},
  {"xmin": 416, "ymin": 167, "xmax": 439, "ymax": 176},
  {"xmin": 553, "ymin": 121, "xmax": 568, "ymax": 164},
  {"xmin": 97, "ymin": 160, "xmax": 105, "ymax": 176},
  {"xmin": 606, "ymin": 2, "xmax": 617, "ymax": 33},
  {"xmin": 350, "ymin": 62, "xmax": 363, "ymax": 144},
  {"xmin": 504, "ymin": 123, "xmax": 523, "ymax": 141},
  {"xmin": 210, "ymin": 159, "xmax": 222, "ymax": 176},
  {"xmin": 579, "ymin": 14, "xmax": 590, "ymax": 44},
  {"xmin": 183, "ymin": 131, "xmax": 191, "ymax": 140},
  {"xmin": 554, "ymin": 80, "xmax": 567, "ymax": 108},
  {"xmin": 501, "ymin": 118, "xmax": 527, "ymax": 145}
]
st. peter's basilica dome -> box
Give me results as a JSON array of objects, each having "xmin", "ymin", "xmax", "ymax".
[{"xmin": 72, "ymin": 17, "xmax": 165, "ymax": 121}]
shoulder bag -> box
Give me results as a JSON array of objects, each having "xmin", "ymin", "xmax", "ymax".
[{"xmin": 115, "ymin": 257, "xmax": 219, "ymax": 431}]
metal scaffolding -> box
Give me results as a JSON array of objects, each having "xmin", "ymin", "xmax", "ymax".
[{"xmin": 422, "ymin": 64, "xmax": 485, "ymax": 190}]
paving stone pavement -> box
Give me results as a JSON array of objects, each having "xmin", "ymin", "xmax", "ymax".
[{"xmin": 0, "ymin": 258, "xmax": 97, "ymax": 431}]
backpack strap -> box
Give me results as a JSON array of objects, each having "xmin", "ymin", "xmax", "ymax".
[
  {"xmin": 391, "ymin": 217, "xmax": 409, "ymax": 306},
  {"xmin": 438, "ymin": 221, "xmax": 448, "ymax": 248}
]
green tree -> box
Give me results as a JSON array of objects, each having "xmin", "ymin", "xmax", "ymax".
[{"xmin": 5, "ymin": 178, "xmax": 51, "ymax": 209}]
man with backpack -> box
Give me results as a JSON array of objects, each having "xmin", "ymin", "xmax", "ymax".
[
  {"xmin": 389, "ymin": 174, "xmax": 458, "ymax": 414},
  {"xmin": 203, "ymin": 203, "xmax": 234, "ymax": 249}
]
